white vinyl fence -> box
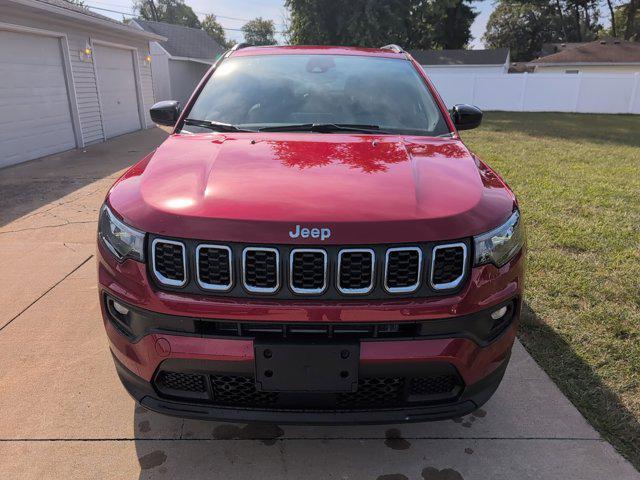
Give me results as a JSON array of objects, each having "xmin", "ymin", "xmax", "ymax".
[{"xmin": 428, "ymin": 72, "xmax": 640, "ymax": 115}]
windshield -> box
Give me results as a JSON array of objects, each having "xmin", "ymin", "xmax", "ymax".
[{"xmin": 184, "ymin": 54, "xmax": 451, "ymax": 136}]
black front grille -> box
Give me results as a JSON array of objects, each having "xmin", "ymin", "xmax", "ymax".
[
  {"xmin": 153, "ymin": 372, "xmax": 463, "ymax": 410},
  {"xmin": 198, "ymin": 246, "xmax": 231, "ymax": 288},
  {"xmin": 432, "ymin": 246, "xmax": 465, "ymax": 285},
  {"xmin": 409, "ymin": 375, "xmax": 459, "ymax": 396},
  {"xmin": 386, "ymin": 248, "xmax": 421, "ymax": 290},
  {"xmin": 148, "ymin": 236, "xmax": 470, "ymax": 299},
  {"xmin": 337, "ymin": 377, "xmax": 404, "ymax": 408},
  {"xmin": 211, "ymin": 375, "xmax": 279, "ymax": 407},
  {"xmin": 155, "ymin": 371, "xmax": 208, "ymax": 400},
  {"xmin": 291, "ymin": 250, "xmax": 326, "ymax": 291},
  {"xmin": 244, "ymin": 249, "xmax": 278, "ymax": 291},
  {"xmin": 153, "ymin": 241, "xmax": 185, "ymax": 283},
  {"xmin": 339, "ymin": 250, "xmax": 373, "ymax": 292}
]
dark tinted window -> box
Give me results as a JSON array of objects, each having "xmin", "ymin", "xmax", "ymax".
[{"xmin": 186, "ymin": 54, "xmax": 450, "ymax": 136}]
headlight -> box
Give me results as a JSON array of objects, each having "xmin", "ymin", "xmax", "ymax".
[
  {"xmin": 473, "ymin": 209, "xmax": 524, "ymax": 267},
  {"xmin": 98, "ymin": 204, "xmax": 145, "ymax": 262}
]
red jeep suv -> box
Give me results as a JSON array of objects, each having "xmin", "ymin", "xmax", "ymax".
[{"xmin": 98, "ymin": 44, "xmax": 525, "ymax": 424}]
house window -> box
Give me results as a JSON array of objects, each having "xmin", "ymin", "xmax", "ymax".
[{"xmin": 565, "ymin": 69, "xmax": 580, "ymax": 74}]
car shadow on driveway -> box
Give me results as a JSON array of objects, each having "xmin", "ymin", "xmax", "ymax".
[
  {"xmin": 0, "ymin": 128, "xmax": 168, "ymax": 228},
  {"xmin": 127, "ymin": 302, "xmax": 640, "ymax": 478},
  {"xmin": 519, "ymin": 302, "xmax": 640, "ymax": 470}
]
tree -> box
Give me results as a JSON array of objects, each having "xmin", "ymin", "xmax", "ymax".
[
  {"xmin": 484, "ymin": 0, "xmax": 605, "ymax": 62},
  {"xmin": 284, "ymin": 0, "xmax": 478, "ymax": 49},
  {"xmin": 622, "ymin": 0, "xmax": 639, "ymax": 39},
  {"xmin": 202, "ymin": 14, "xmax": 230, "ymax": 48},
  {"xmin": 133, "ymin": 0, "xmax": 200, "ymax": 28},
  {"xmin": 601, "ymin": 1, "xmax": 639, "ymax": 40},
  {"xmin": 484, "ymin": 2, "xmax": 563, "ymax": 61},
  {"xmin": 242, "ymin": 17, "xmax": 277, "ymax": 45},
  {"xmin": 407, "ymin": 0, "xmax": 478, "ymax": 49}
]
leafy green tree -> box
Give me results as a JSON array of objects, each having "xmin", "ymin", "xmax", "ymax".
[
  {"xmin": 600, "ymin": 1, "xmax": 638, "ymax": 40},
  {"xmin": 134, "ymin": 0, "xmax": 200, "ymax": 28},
  {"xmin": 484, "ymin": 2, "xmax": 562, "ymax": 61},
  {"xmin": 284, "ymin": 0, "xmax": 478, "ymax": 49},
  {"xmin": 407, "ymin": 0, "xmax": 479, "ymax": 49},
  {"xmin": 242, "ymin": 17, "xmax": 277, "ymax": 45},
  {"xmin": 202, "ymin": 14, "xmax": 230, "ymax": 48},
  {"xmin": 620, "ymin": 0, "xmax": 639, "ymax": 39},
  {"xmin": 484, "ymin": 0, "xmax": 606, "ymax": 61}
]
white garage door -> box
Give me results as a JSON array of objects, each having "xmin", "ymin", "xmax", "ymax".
[
  {"xmin": 0, "ymin": 30, "xmax": 76, "ymax": 168},
  {"xmin": 94, "ymin": 44, "xmax": 141, "ymax": 138}
]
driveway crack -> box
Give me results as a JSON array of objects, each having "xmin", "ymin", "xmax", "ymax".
[{"xmin": 0, "ymin": 255, "xmax": 94, "ymax": 333}]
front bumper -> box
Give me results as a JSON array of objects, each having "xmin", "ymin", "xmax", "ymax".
[
  {"xmin": 113, "ymin": 349, "xmax": 510, "ymax": 424},
  {"xmin": 98, "ymin": 241, "xmax": 523, "ymax": 423}
]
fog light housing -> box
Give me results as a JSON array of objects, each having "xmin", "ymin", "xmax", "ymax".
[
  {"xmin": 491, "ymin": 306, "xmax": 508, "ymax": 320},
  {"xmin": 113, "ymin": 301, "xmax": 129, "ymax": 316}
]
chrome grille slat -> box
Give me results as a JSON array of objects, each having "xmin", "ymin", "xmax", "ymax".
[
  {"xmin": 430, "ymin": 243, "xmax": 467, "ymax": 290},
  {"xmin": 196, "ymin": 244, "xmax": 233, "ymax": 291},
  {"xmin": 337, "ymin": 248, "xmax": 375, "ymax": 294},
  {"xmin": 151, "ymin": 238, "xmax": 187, "ymax": 287},
  {"xmin": 384, "ymin": 247, "xmax": 422, "ymax": 293},
  {"xmin": 289, "ymin": 248, "xmax": 327, "ymax": 294},
  {"xmin": 242, "ymin": 247, "xmax": 280, "ymax": 293}
]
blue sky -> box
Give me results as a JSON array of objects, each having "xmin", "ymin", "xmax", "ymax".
[{"xmin": 87, "ymin": 0, "xmax": 495, "ymax": 49}]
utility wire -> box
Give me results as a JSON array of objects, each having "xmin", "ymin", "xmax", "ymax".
[
  {"xmin": 87, "ymin": 0, "xmax": 256, "ymax": 22},
  {"xmin": 85, "ymin": 4, "xmax": 286, "ymax": 32}
]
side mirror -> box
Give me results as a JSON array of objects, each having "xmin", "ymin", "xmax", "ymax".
[
  {"xmin": 150, "ymin": 100, "xmax": 181, "ymax": 126},
  {"xmin": 451, "ymin": 104, "xmax": 483, "ymax": 131}
]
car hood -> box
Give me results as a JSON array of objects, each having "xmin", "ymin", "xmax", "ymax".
[{"xmin": 108, "ymin": 132, "xmax": 515, "ymax": 244}]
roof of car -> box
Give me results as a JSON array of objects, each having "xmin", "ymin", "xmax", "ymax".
[{"xmin": 229, "ymin": 45, "xmax": 406, "ymax": 59}]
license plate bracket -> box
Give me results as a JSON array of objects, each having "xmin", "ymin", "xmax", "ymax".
[{"xmin": 254, "ymin": 342, "xmax": 359, "ymax": 392}]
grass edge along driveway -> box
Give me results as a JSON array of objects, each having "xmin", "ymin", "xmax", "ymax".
[{"xmin": 462, "ymin": 112, "xmax": 640, "ymax": 469}]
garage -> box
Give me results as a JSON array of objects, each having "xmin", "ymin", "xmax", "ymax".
[
  {"xmin": 0, "ymin": 0, "xmax": 165, "ymax": 169},
  {"xmin": 0, "ymin": 29, "xmax": 76, "ymax": 168},
  {"xmin": 94, "ymin": 43, "xmax": 142, "ymax": 139}
]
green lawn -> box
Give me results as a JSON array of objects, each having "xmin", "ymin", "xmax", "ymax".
[{"xmin": 462, "ymin": 112, "xmax": 640, "ymax": 468}]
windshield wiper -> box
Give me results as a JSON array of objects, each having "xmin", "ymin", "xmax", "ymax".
[
  {"xmin": 259, "ymin": 123, "xmax": 385, "ymax": 134},
  {"xmin": 183, "ymin": 118, "xmax": 255, "ymax": 132}
]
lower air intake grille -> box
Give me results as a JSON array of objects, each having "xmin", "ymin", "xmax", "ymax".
[
  {"xmin": 152, "ymin": 240, "xmax": 186, "ymax": 286},
  {"xmin": 243, "ymin": 248, "xmax": 279, "ymax": 292},
  {"xmin": 154, "ymin": 371, "xmax": 208, "ymax": 400},
  {"xmin": 338, "ymin": 249, "xmax": 374, "ymax": 293},
  {"xmin": 431, "ymin": 244, "xmax": 466, "ymax": 288},
  {"xmin": 336, "ymin": 377, "xmax": 404, "ymax": 408},
  {"xmin": 211, "ymin": 375, "xmax": 279, "ymax": 407},
  {"xmin": 154, "ymin": 372, "xmax": 463, "ymax": 410},
  {"xmin": 409, "ymin": 375, "xmax": 460, "ymax": 396}
]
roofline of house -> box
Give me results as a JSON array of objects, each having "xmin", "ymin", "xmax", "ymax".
[
  {"xmin": 9, "ymin": 0, "xmax": 166, "ymax": 41},
  {"xmin": 130, "ymin": 19, "xmax": 172, "ymax": 56},
  {"xmin": 169, "ymin": 56, "xmax": 217, "ymax": 65},
  {"xmin": 530, "ymin": 61, "xmax": 640, "ymax": 67}
]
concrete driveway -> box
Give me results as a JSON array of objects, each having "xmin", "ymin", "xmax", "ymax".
[{"xmin": 0, "ymin": 129, "xmax": 637, "ymax": 479}]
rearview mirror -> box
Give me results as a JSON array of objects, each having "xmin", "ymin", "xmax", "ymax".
[
  {"xmin": 150, "ymin": 100, "xmax": 181, "ymax": 126},
  {"xmin": 451, "ymin": 104, "xmax": 483, "ymax": 131}
]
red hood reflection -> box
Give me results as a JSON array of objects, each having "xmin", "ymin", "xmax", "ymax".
[{"xmin": 108, "ymin": 132, "xmax": 515, "ymax": 244}]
